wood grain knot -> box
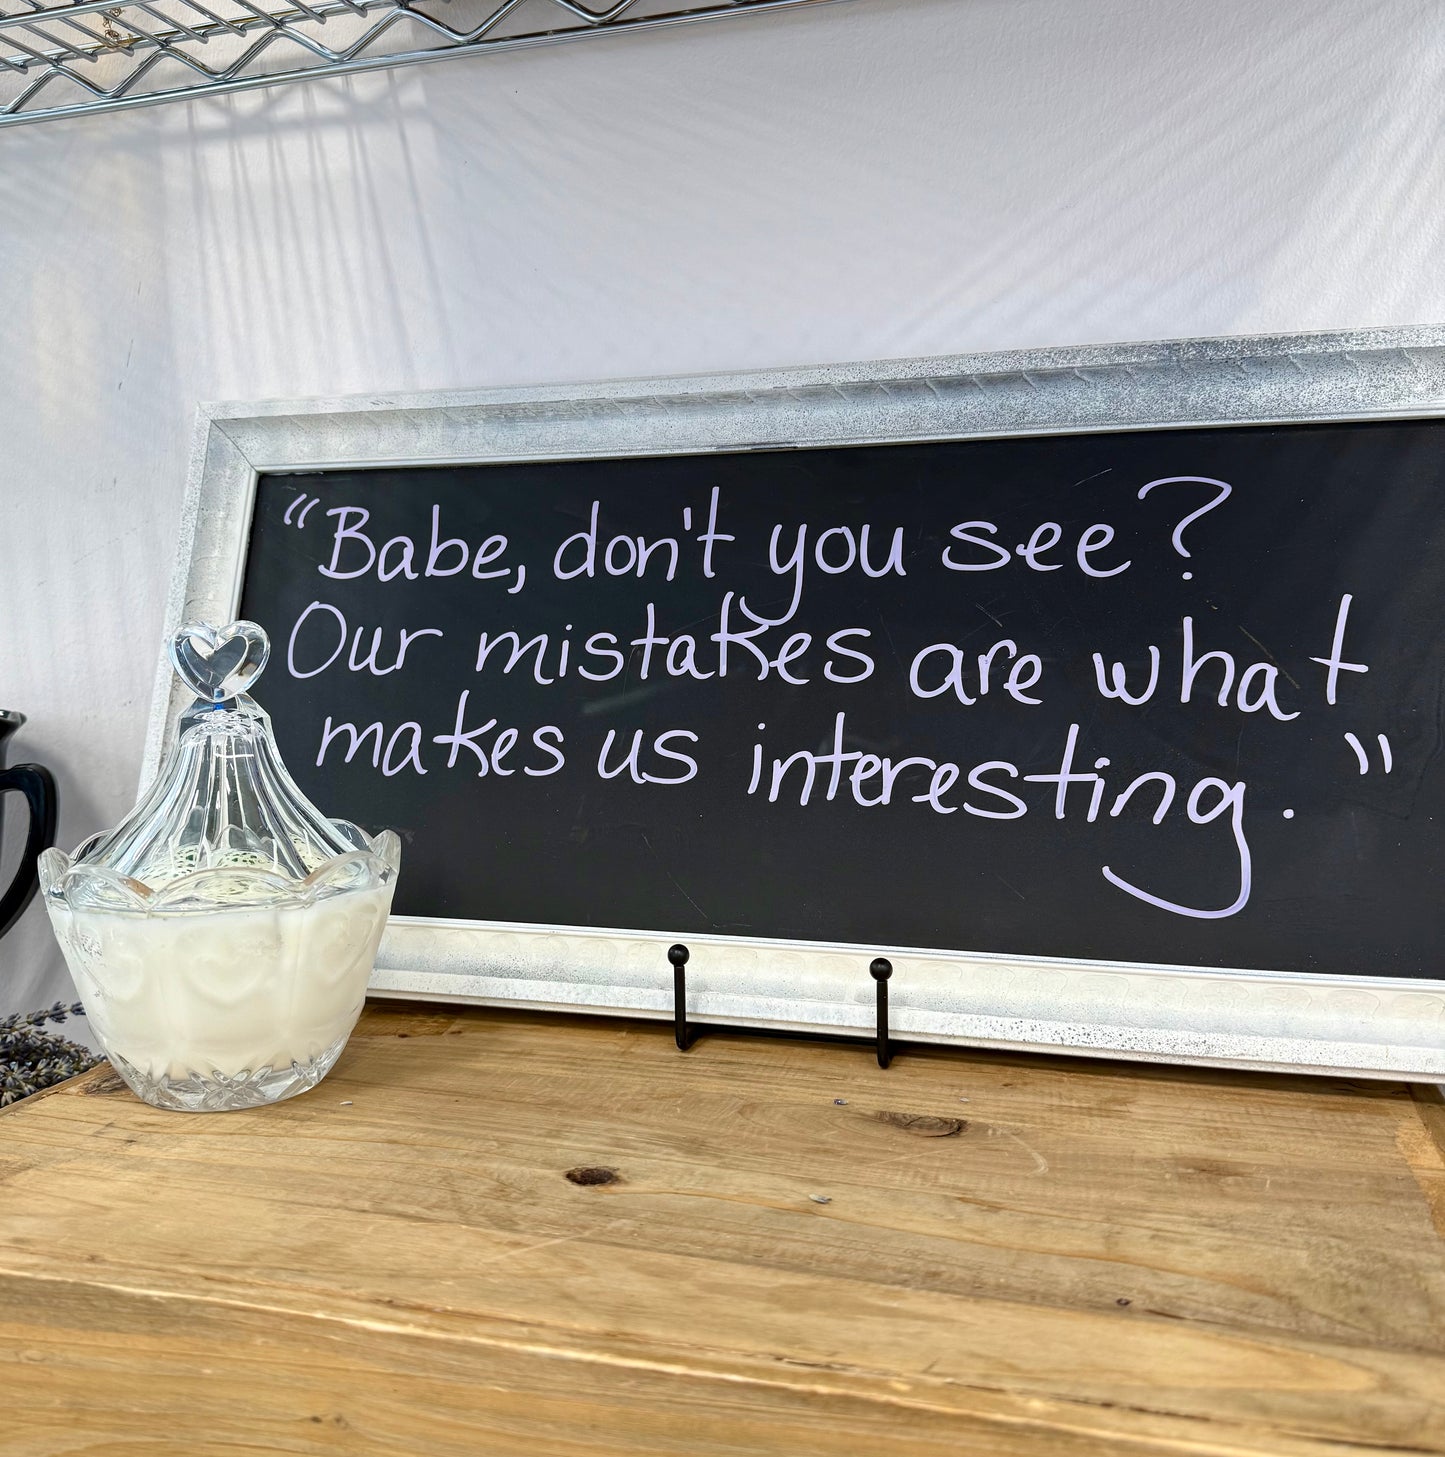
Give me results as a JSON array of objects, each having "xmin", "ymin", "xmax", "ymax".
[
  {"xmin": 565, "ymin": 1166, "xmax": 620, "ymax": 1186},
  {"xmin": 874, "ymin": 1111, "xmax": 967, "ymax": 1138},
  {"xmin": 82, "ymin": 1069, "xmax": 129, "ymax": 1096}
]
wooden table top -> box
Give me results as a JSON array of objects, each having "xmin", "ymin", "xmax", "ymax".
[{"xmin": 3, "ymin": 1000, "xmax": 1444, "ymax": 1456}]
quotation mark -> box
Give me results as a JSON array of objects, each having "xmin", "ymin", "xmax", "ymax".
[
  {"xmin": 1344, "ymin": 732, "xmax": 1392, "ymax": 776},
  {"xmin": 284, "ymin": 494, "xmax": 319, "ymax": 530}
]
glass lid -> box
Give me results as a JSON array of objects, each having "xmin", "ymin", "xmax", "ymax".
[{"xmin": 68, "ymin": 620, "xmax": 372, "ymax": 890}]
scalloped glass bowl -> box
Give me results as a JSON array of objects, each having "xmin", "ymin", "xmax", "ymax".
[
  {"xmin": 38, "ymin": 618, "xmax": 402, "ymax": 1113},
  {"xmin": 40, "ymin": 830, "xmax": 399, "ymax": 1112}
]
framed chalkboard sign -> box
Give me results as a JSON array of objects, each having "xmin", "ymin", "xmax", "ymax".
[{"xmin": 155, "ymin": 328, "xmax": 1445, "ymax": 1079}]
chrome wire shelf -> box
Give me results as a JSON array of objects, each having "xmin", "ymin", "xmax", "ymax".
[{"xmin": 0, "ymin": 0, "xmax": 837, "ymax": 127}]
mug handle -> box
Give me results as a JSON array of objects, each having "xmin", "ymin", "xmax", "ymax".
[{"xmin": 0, "ymin": 764, "xmax": 58, "ymax": 939}]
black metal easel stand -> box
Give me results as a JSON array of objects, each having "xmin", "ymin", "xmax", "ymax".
[{"xmin": 668, "ymin": 943, "xmax": 896, "ymax": 1069}]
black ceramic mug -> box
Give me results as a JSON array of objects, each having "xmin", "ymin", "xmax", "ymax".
[{"xmin": 0, "ymin": 710, "xmax": 58, "ymax": 939}]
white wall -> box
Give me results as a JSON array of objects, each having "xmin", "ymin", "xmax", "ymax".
[{"xmin": 3, "ymin": 0, "xmax": 1443, "ymax": 1016}]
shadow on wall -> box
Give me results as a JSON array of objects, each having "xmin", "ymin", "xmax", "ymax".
[{"xmin": 177, "ymin": 68, "xmax": 464, "ymax": 395}]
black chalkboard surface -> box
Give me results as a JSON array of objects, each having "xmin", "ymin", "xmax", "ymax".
[{"xmin": 238, "ymin": 419, "xmax": 1445, "ymax": 981}]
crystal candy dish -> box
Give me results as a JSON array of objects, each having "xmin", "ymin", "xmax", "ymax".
[{"xmin": 39, "ymin": 620, "xmax": 400, "ymax": 1112}]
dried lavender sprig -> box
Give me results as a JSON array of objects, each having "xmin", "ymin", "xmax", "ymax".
[
  {"xmin": 0, "ymin": 1002, "xmax": 104, "ymax": 1108},
  {"xmin": 0, "ymin": 1000, "xmax": 86, "ymax": 1032}
]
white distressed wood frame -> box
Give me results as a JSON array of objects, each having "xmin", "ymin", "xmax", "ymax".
[{"xmin": 157, "ymin": 326, "xmax": 1445, "ymax": 1080}]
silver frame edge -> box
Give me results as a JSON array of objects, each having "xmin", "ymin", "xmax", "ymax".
[{"xmin": 155, "ymin": 326, "xmax": 1445, "ymax": 1079}]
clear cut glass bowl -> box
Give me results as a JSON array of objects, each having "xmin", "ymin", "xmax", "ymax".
[{"xmin": 39, "ymin": 620, "xmax": 401, "ymax": 1112}]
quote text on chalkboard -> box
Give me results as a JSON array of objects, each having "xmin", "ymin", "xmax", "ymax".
[{"xmin": 239, "ymin": 421, "xmax": 1445, "ymax": 980}]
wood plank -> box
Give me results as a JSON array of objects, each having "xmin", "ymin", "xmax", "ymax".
[{"xmin": 2, "ymin": 1002, "xmax": 1444, "ymax": 1455}]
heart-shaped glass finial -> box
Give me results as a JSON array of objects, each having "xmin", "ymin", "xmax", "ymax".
[{"xmin": 168, "ymin": 620, "xmax": 270, "ymax": 705}]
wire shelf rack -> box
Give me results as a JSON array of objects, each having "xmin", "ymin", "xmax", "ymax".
[{"xmin": 0, "ymin": 0, "xmax": 838, "ymax": 128}]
